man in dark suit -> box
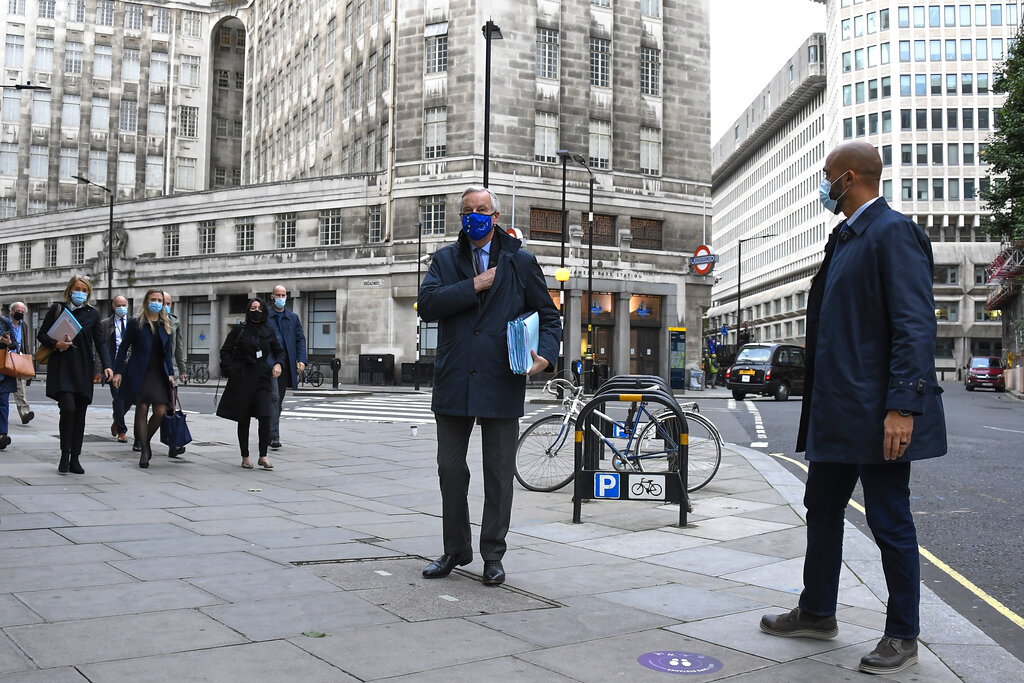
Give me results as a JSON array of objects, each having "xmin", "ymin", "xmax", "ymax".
[
  {"xmin": 267, "ymin": 284, "xmax": 307, "ymax": 450},
  {"xmin": 100, "ymin": 296, "xmax": 133, "ymax": 443},
  {"xmin": 418, "ymin": 186, "xmax": 561, "ymax": 586},
  {"xmin": 759, "ymin": 142, "xmax": 946, "ymax": 675}
]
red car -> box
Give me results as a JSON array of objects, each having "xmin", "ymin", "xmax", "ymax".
[{"xmin": 964, "ymin": 356, "xmax": 1005, "ymax": 392}]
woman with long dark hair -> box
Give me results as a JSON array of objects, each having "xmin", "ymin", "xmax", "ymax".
[
  {"xmin": 112, "ymin": 289, "xmax": 176, "ymax": 469},
  {"xmin": 37, "ymin": 275, "xmax": 113, "ymax": 474},
  {"xmin": 217, "ymin": 298, "xmax": 284, "ymax": 470}
]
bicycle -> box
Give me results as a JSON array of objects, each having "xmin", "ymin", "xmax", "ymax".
[
  {"xmin": 298, "ymin": 361, "xmax": 324, "ymax": 387},
  {"xmin": 514, "ymin": 377, "xmax": 722, "ymax": 493},
  {"xmin": 179, "ymin": 360, "xmax": 209, "ymax": 385}
]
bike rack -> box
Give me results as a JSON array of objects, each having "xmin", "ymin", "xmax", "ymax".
[{"xmin": 572, "ymin": 374, "xmax": 691, "ymax": 527}]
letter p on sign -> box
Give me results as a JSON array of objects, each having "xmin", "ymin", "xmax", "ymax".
[{"xmin": 594, "ymin": 473, "xmax": 620, "ymax": 499}]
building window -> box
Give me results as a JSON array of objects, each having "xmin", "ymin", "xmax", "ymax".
[
  {"xmin": 535, "ymin": 111, "xmax": 558, "ymax": 163},
  {"xmin": 181, "ymin": 55, "xmax": 201, "ymax": 87},
  {"xmin": 590, "ymin": 37, "xmax": 611, "ymax": 87},
  {"xmin": 19, "ymin": 242, "xmax": 31, "ymax": 270},
  {"xmin": 68, "ymin": 0, "xmax": 84, "ymax": 21},
  {"xmin": 275, "ymin": 212, "xmax": 296, "ymax": 249},
  {"xmin": 589, "ymin": 119, "xmax": 610, "ymax": 170},
  {"xmin": 59, "ymin": 147, "xmax": 77, "ymax": 180},
  {"xmin": 975, "ymin": 301, "xmax": 1001, "ymax": 322},
  {"xmin": 198, "ymin": 221, "xmax": 216, "ymax": 254},
  {"xmin": 935, "ymin": 302, "xmax": 959, "ymax": 322},
  {"xmin": 425, "ymin": 22, "xmax": 448, "ymax": 73},
  {"xmin": 217, "ymin": 69, "xmax": 230, "ymax": 89},
  {"xmin": 0, "ymin": 242, "xmax": 6, "ymax": 268},
  {"xmin": 179, "ymin": 106, "xmax": 199, "ymax": 138},
  {"xmin": 0, "ymin": 143, "xmax": 16, "ymax": 176},
  {"xmin": 640, "ymin": 127, "xmax": 661, "ymax": 176},
  {"xmin": 319, "ymin": 208, "xmax": 342, "ymax": 246},
  {"xmin": 1, "ymin": 91, "xmax": 16, "ymax": 122},
  {"xmin": 151, "ymin": 52, "xmax": 168, "ymax": 84},
  {"xmin": 88, "ymin": 149, "xmax": 106, "ymax": 180},
  {"xmin": 120, "ymin": 99, "xmax": 137, "ymax": 132},
  {"xmin": 640, "ymin": 47, "xmax": 661, "ymax": 96},
  {"xmin": 420, "ymin": 195, "xmax": 446, "ymax": 235},
  {"xmin": 641, "ymin": 0, "xmax": 660, "ymax": 17},
  {"xmin": 934, "ymin": 265, "xmax": 959, "ymax": 285},
  {"xmin": 44, "ymin": 238, "xmax": 57, "ymax": 268},
  {"xmin": 536, "ymin": 28, "xmax": 558, "ymax": 79},
  {"xmin": 70, "ymin": 234, "xmax": 84, "ymax": 265},
  {"xmin": 96, "ymin": 0, "xmax": 113, "ymax": 26},
  {"xmin": 581, "ymin": 212, "xmax": 616, "ymax": 247},
  {"xmin": 213, "ymin": 167, "xmax": 226, "ymax": 186},
  {"xmin": 175, "ymin": 157, "xmax": 196, "ymax": 190},
  {"xmin": 368, "ymin": 205, "xmax": 383, "ymax": 243},
  {"xmin": 116, "ymin": 152, "xmax": 135, "ymax": 187},
  {"xmin": 148, "ymin": 103, "xmax": 166, "ymax": 137},
  {"xmin": 235, "ymin": 217, "xmax": 255, "ymax": 252},
  {"xmin": 630, "ymin": 217, "xmax": 662, "ymax": 250},
  {"xmin": 307, "ymin": 292, "xmax": 337, "ymax": 355},
  {"xmin": 65, "ymin": 41, "xmax": 83, "ymax": 74},
  {"xmin": 29, "ymin": 145, "xmax": 47, "ymax": 178},
  {"xmin": 154, "ymin": 7, "xmax": 170, "ymax": 33},
  {"xmin": 145, "ymin": 155, "xmax": 163, "ymax": 189},
  {"xmin": 125, "ymin": 3, "xmax": 142, "ymax": 30},
  {"xmin": 424, "ymin": 107, "xmax": 446, "ymax": 159},
  {"xmin": 183, "ymin": 10, "xmax": 202, "ymax": 38},
  {"xmin": 529, "ymin": 207, "xmax": 562, "ymax": 242},
  {"xmin": 163, "ymin": 225, "xmax": 179, "ymax": 257},
  {"xmin": 32, "ymin": 91, "xmax": 50, "ymax": 125},
  {"xmin": 94, "ymin": 44, "xmax": 112, "ymax": 79}
]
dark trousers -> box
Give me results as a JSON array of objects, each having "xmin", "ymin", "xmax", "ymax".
[
  {"xmin": 55, "ymin": 392, "xmax": 89, "ymax": 456},
  {"xmin": 238, "ymin": 416, "xmax": 270, "ymax": 459},
  {"xmin": 109, "ymin": 384, "xmax": 128, "ymax": 435},
  {"xmin": 434, "ymin": 414, "xmax": 518, "ymax": 561},
  {"xmin": 269, "ymin": 368, "xmax": 290, "ymax": 440},
  {"xmin": 799, "ymin": 460, "xmax": 920, "ymax": 640},
  {"xmin": 0, "ymin": 391, "xmax": 9, "ymax": 434}
]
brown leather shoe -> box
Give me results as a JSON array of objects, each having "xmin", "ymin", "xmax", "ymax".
[
  {"xmin": 111, "ymin": 421, "xmax": 118, "ymax": 437},
  {"xmin": 117, "ymin": 433, "xmax": 128, "ymax": 443}
]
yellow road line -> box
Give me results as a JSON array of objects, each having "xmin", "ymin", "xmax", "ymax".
[{"xmin": 767, "ymin": 452, "xmax": 1024, "ymax": 631}]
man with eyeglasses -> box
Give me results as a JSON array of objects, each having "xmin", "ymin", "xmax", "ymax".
[{"xmin": 418, "ymin": 186, "xmax": 561, "ymax": 587}]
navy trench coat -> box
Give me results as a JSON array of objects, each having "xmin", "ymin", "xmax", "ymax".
[
  {"xmin": 113, "ymin": 318, "xmax": 175, "ymax": 408},
  {"xmin": 419, "ymin": 228, "xmax": 561, "ymax": 420},
  {"xmin": 797, "ymin": 198, "xmax": 947, "ymax": 464}
]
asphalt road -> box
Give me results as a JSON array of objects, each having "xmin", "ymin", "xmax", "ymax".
[{"xmin": 710, "ymin": 382, "xmax": 1024, "ymax": 661}]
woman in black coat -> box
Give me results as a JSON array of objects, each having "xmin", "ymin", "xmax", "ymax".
[
  {"xmin": 217, "ymin": 298, "xmax": 283, "ymax": 470},
  {"xmin": 112, "ymin": 288, "xmax": 176, "ymax": 469},
  {"xmin": 38, "ymin": 275, "xmax": 113, "ymax": 474}
]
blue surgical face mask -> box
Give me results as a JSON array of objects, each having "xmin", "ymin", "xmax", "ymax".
[
  {"xmin": 70, "ymin": 291, "xmax": 88, "ymax": 306},
  {"xmin": 818, "ymin": 170, "xmax": 851, "ymax": 215},
  {"xmin": 274, "ymin": 297, "xmax": 287, "ymax": 309},
  {"xmin": 163, "ymin": 305, "xmax": 171, "ymax": 315},
  {"xmin": 115, "ymin": 306, "xmax": 128, "ymax": 318},
  {"xmin": 461, "ymin": 212, "xmax": 493, "ymax": 241},
  {"xmin": 147, "ymin": 301, "xmax": 164, "ymax": 314}
]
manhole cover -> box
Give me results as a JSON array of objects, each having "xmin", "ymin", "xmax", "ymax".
[{"xmin": 298, "ymin": 556, "xmax": 560, "ymax": 622}]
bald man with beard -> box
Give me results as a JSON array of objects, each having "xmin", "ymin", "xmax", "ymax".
[{"xmin": 759, "ymin": 142, "xmax": 947, "ymax": 676}]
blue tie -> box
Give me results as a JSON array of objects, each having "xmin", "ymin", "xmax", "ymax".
[{"xmin": 475, "ymin": 248, "xmax": 487, "ymax": 274}]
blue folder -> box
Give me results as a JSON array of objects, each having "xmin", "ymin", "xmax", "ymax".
[{"xmin": 507, "ymin": 311, "xmax": 539, "ymax": 375}]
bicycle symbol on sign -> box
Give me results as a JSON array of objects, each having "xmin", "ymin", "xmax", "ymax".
[{"xmin": 631, "ymin": 477, "xmax": 663, "ymax": 497}]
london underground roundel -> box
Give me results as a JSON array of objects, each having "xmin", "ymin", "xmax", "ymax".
[{"xmin": 690, "ymin": 245, "xmax": 718, "ymax": 276}]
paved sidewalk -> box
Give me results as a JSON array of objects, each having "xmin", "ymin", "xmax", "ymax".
[{"xmin": 0, "ymin": 399, "xmax": 1021, "ymax": 681}]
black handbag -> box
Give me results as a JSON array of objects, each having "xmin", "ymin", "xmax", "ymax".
[{"xmin": 160, "ymin": 390, "xmax": 193, "ymax": 449}]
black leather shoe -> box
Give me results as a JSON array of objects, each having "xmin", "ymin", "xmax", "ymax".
[
  {"xmin": 21, "ymin": 411, "xmax": 34, "ymax": 424},
  {"xmin": 859, "ymin": 636, "xmax": 918, "ymax": 675},
  {"xmin": 132, "ymin": 441, "xmax": 142, "ymax": 452},
  {"xmin": 0, "ymin": 434, "xmax": 10, "ymax": 449},
  {"xmin": 482, "ymin": 560, "xmax": 505, "ymax": 586},
  {"xmin": 760, "ymin": 607, "xmax": 838, "ymax": 640},
  {"xmin": 422, "ymin": 552, "xmax": 472, "ymax": 578},
  {"xmin": 270, "ymin": 440, "xmax": 282, "ymax": 450}
]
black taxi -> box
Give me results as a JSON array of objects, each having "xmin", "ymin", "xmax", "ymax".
[{"xmin": 725, "ymin": 343, "xmax": 806, "ymax": 401}]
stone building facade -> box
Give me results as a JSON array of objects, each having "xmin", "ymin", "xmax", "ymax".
[{"xmin": 2, "ymin": 0, "xmax": 713, "ymax": 384}]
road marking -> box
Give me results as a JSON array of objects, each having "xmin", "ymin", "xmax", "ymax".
[
  {"xmin": 750, "ymin": 442, "xmax": 768, "ymax": 448},
  {"xmin": 439, "ymin": 595, "xmax": 459, "ymax": 602},
  {"xmin": 745, "ymin": 401, "xmax": 769, "ymax": 441},
  {"xmin": 983, "ymin": 425, "xmax": 1024, "ymax": 434},
  {"xmin": 767, "ymin": 452, "xmax": 1024, "ymax": 632}
]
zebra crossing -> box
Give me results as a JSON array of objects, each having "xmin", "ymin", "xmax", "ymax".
[{"xmin": 281, "ymin": 394, "xmax": 552, "ymax": 424}]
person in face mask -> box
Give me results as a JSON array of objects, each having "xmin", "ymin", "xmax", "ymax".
[
  {"xmin": 162, "ymin": 292, "xmax": 188, "ymax": 386},
  {"xmin": 101, "ymin": 295, "xmax": 134, "ymax": 444},
  {"xmin": 112, "ymin": 289, "xmax": 177, "ymax": 469},
  {"xmin": 417, "ymin": 186, "xmax": 562, "ymax": 587},
  {"xmin": 216, "ymin": 298, "xmax": 284, "ymax": 470},
  {"xmin": 760, "ymin": 142, "xmax": 947, "ymax": 676},
  {"xmin": 2, "ymin": 301, "xmax": 34, "ymax": 426},
  {"xmin": 37, "ymin": 275, "xmax": 114, "ymax": 474}
]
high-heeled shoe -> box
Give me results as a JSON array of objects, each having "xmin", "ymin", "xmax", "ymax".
[{"xmin": 139, "ymin": 442, "xmax": 152, "ymax": 469}]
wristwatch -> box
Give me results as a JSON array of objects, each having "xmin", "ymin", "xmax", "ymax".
[{"xmin": 896, "ymin": 409, "xmax": 914, "ymax": 417}]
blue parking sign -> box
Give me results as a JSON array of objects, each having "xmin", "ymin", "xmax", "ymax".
[{"xmin": 594, "ymin": 473, "xmax": 620, "ymax": 499}]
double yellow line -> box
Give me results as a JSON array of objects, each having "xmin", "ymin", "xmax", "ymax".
[{"xmin": 768, "ymin": 452, "xmax": 1024, "ymax": 630}]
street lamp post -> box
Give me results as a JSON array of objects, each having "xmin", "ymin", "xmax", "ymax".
[
  {"xmin": 736, "ymin": 233, "xmax": 776, "ymax": 347},
  {"xmin": 481, "ymin": 20, "xmax": 503, "ymax": 188},
  {"xmin": 572, "ymin": 155, "xmax": 596, "ymax": 388},
  {"xmin": 555, "ymin": 150, "xmax": 571, "ymax": 379},
  {"xmin": 413, "ymin": 221, "xmax": 423, "ymax": 391},
  {"xmin": 72, "ymin": 175, "xmax": 114, "ymax": 307}
]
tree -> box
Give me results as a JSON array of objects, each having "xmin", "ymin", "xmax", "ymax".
[{"xmin": 982, "ymin": 24, "xmax": 1024, "ymax": 241}]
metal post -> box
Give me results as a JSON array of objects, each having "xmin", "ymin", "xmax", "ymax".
[
  {"xmin": 107, "ymin": 190, "xmax": 114, "ymax": 306},
  {"xmin": 481, "ymin": 21, "xmax": 502, "ymax": 188},
  {"xmin": 736, "ymin": 239, "xmax": 743, "ymax": 348},
  {"xmin": 586, "ymin": 174, "xmax": 594, "ymax": 363},
  {"xmin": 558, "ymin": 151, "xmax": 569, "ymax": 378},
  {"xmin": 414, "ymin": 221, "xmax": 423, "ymax": 391}
]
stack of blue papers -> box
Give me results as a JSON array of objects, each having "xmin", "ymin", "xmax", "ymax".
[{"xmin": 507, "ymin": 311, "xmax": 539, "ymax": 375}]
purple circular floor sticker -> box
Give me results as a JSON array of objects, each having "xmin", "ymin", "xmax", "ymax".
[{"xmin": 638, "ymin": 651, "xmax": 724, "ymax": 675}]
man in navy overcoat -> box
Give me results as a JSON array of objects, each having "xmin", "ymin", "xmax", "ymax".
[
  {"xmin": 760, "ymin": 142, "xmax": 946, "ymax": 676},
  {"xmin": 418, "ymin": 186, "xmax": 561, "ymax": 586}
]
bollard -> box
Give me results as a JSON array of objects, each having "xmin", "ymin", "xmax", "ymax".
[{"xmin": 330, "ymin": 357, "xmax": 342, "ymax": 389}]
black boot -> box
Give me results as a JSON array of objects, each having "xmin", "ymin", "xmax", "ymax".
[
  {"xmin": 139, "ymin": 441, "xmax": 151, "ymax": 468},
  {"xmin": 58, "ymin": 452, "xmax": 70, "ymax": 474},
  {"xmin": 69, "ymin": 454, "xmax": 85, "ymax": 475}
]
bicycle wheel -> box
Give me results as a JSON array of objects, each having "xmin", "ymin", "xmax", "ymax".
[
  {"xmin": 195, "ymin": 365, "xmax": 210, "ymax": 384},
  {"xmin": 634, "ymin": 412, "xmax": 681, "ymax": 474},
  {"xmin": 309, "ymin": 370, "xmax": 324, "ymax": 387},
  {"xmin": 637, "ymin": 411, "xmax": 722, "ymax": 492},
  {"xmin": 515, "ymin": 415, "xmax": 576, "ymax": 492},
  {"xmin": 308, "ymin": 361, "xmax": 321, "ymax": 374}
]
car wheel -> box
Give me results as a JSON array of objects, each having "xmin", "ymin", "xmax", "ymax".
[
  {"xmin": 965, "ymin": 385, "xmax": 974, "ymax": 391},
  {"xmin": 773, "ymin": 381, "xmax": 790, "ymax": 401},
  {"xmin": 996, "ymin": 386, "xmax": 1005, "ymax": 392},
  {"xmin": 732, "ymin": 390, "xmax": 746, "ymax": 400}
]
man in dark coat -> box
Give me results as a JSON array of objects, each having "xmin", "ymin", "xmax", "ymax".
[
  {"xmin": 267, "ymin": 284, "xmax": 307, "ymax": 450},
  {"xmin": 760, "ymin": 142, "xmax": 946, "ymax": 676},
  {"xmin": 100, "ymin": 295, "xmax": 133, "ymax": 443},
  {"xmin": 418, "ymin": 186, "xmax": 561, "ymax": 586}
]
